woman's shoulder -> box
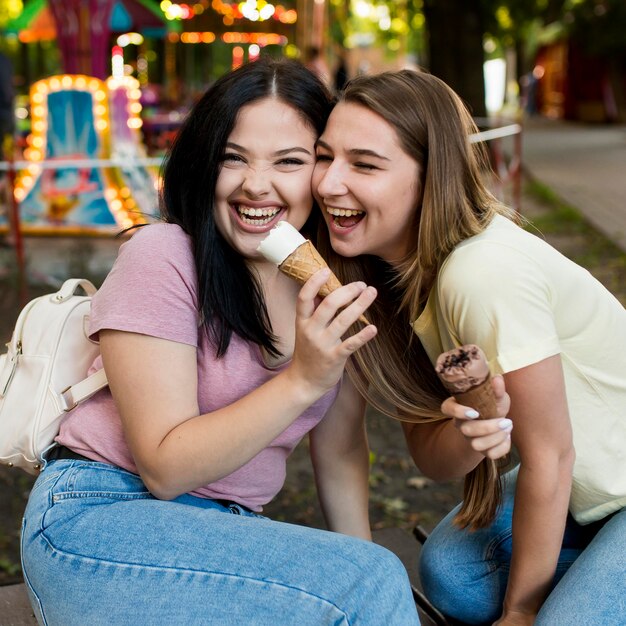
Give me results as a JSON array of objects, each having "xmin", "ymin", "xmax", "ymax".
[
  {"xmin": 447, "ymin": 215, "xmax": 541, "ymax": 269},
  {"xmin": 126, "ymin": 222, "xmax": 191, "ymax": 248},
  {"xmin": 438, "ymin": 215, "xmax": 552, "ymax": 297},
  {"xmin": 118, "ymin": 222, "xmax": 193, "ymax": 265}
]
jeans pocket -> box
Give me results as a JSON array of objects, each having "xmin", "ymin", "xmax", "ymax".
[{"xmin": 50, "ymin": 462, "xmax": 152, "ymax": 504}]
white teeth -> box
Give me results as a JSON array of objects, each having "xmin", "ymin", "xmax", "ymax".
[
  {"xmin": 241, "ymin": 215, "xmax": 275, "ymax": 226},
  {"xmin": 236, "ymin": 204, "xmax": 281, "ymax": 218},
  {"xmin": 326, "ymin": 207, "xmax": 364, "ymax": 217}
]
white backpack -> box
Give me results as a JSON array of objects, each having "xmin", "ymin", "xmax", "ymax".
[{"xmin": 0, "ymin": 278, "xmax": 108, "ymax": 474}]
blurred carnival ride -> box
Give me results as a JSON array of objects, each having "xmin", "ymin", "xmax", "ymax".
[{"xmin": 1, "ymin": 73, "xmax": 159, "ymax": 236}]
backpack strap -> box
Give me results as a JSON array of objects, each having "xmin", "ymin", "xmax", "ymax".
[
  {"xmin": 59, "ymin": 368, "xmax": 109, "ymax": 412},
  {"xmin": 52, "ymin": 278, "xmax": 97, "ymax": 303}
]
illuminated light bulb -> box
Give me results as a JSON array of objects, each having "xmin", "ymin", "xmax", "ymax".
[
  {"xmin": 49, "ymin": 77, "xmax": 61, "ymax": 90},
  {"xmin": 75, "ymin": 77, "xmax": 87, "ymax": 89},
  {"xmin": 95, "ymin": 90, "xmax": 107, "ymax": 101},
  {"xmin": 259, "ymin": 4, "xmax": 274, "ymax": 19},
  {"xmin": 249, "ymin": 44, "xmax": 260, "ymax": 60},
  {"xmin": 96, "ymin": 120, "xmax": 109, "ymax": 131},
  {"xmin": 32, "ymin": 93, "xmax": 44, "ymax": 104},
  {"xmin": 14, "ymin": 188, "xmax": 26, "ymax": 201},
  {"xmin": 111, "ymin": 199, "xmax": 123, "ymax": 211},
  {"xmin": 104, "ymin": 188, "xmax": 117, "ymax": 200},
  {"xmin": 32, "ymin": 106, "xmax": 45, "ymax": 117},
  {"xmin": 61, "ymin": 76, "xmax": 73, "ymax": 88},
  {"xmin": 128, "ymin": 118, "xmax": 143, "ymax": 129}
]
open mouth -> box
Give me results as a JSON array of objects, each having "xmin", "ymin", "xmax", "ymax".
[
  {"xmin": 326, "ymin": 207, "xmax": 365, "ymax": 228},
  {"xmin": 234, "ymin": 204, "xmax": 282, "ymax": 226}
]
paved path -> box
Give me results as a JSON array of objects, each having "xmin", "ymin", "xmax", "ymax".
[{"xmin": 521, "ymin": 117, "xmax": 626, "ymax": 252}]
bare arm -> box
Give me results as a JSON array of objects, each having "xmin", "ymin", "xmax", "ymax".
[
  {"xmin": 496, "ymin": 354, "xmax": 574, "ymax": 624},
  {"xmin": 310, "ymin": 373, "xmax": 371, "ymax": 540},
  {"xmin": 100, "ymin": 270, "xmax": 378, "ymax": 500},
  {"xmin": 402, "ymin": 376, "xmax": 512, "ymax": 480}
]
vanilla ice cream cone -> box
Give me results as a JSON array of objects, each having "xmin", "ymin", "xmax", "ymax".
[
  {"xmin": 279, "ymin": 240, "xmax": 342, "ymax": 296},
  {"xmin": 257, "ymin": 222, "xmax": 370, "ymax": 325}
]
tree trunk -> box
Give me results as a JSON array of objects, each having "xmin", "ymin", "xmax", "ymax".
[{"xmin": 423, "ymin": 0, "xmax": 487, "ymax": 118}]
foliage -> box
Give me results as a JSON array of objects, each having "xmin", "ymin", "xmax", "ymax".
[
  {"xmin": 0, "ymin": 0, "xmax": 22, "ymax": 29},
  {"xmin": 341, "ymin": 0, "xmax": 426, "ymax": 61},
  {"xmin": 565, "ymin": 0, "xmax": 626, "ymax": 59}
]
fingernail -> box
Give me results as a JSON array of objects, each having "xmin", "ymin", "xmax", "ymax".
[
  {"xmin": 356, "ymin": 281, "xmax": 366, "ymax": 289},
  {"xmin": 499, "ymin": 418, "xmax": 513, "ymax": 431},
  {"xmin": 465, "ymin": 409, "xmax": 479, "ymax": 419}
]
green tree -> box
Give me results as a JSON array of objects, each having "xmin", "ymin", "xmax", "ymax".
[
  {"xmin": 422, "ymin": 0, "xmax": 487, "ymax": 117},
  {"xmin": 567, "ymin": 0, "xmax": 626, "ymax": 119}
]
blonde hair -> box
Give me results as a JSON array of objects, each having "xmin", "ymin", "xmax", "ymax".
[{"xmin": 317, "ymin": 69, "xmax": 517, "ymax": 529}]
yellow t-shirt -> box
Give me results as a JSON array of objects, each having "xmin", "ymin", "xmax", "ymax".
[{"xmin": 412, "ymin": 214, "xmax": 626, "ymax": 524}]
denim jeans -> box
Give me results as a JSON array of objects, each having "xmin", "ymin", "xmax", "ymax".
[
  {"xmin": 419, "ymin": 467, "xmax": 626, "ymax": 625},
  {"xmin": 21, "ymin": 460, "xmax": 420, "ymax": 626}
]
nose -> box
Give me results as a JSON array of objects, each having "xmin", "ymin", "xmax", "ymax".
[
  {"xmin": 315, "ymin": 161, "xmax": 348, "ymax": 199},
  {"xmin": 241, "ymin": 167, "xmax": 270, "ymax": 197}
]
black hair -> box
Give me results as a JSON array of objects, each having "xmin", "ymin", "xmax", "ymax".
[{"xmin": 160, "ymin": 58, "xmax": 333, "ymax": 357}]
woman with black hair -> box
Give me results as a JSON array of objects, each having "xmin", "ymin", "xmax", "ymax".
[{"xmin": 20, "ymin": 59, "xmax": 420, "ymax": 625}]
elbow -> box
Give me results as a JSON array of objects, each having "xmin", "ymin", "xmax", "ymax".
[
  {"xmin": 560, "ymin": 445, "xmax": 576, "ymax": 475},
  {"xmin": 142, "ymin": 474, "xmax": 180, "ymax": 501},
  {"xmin": 136, "ymin": 463, "xmax": 185, "ymax": 501}
]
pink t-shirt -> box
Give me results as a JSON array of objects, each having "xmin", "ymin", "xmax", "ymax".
[{"xmin": 56, "ymin": 223, "xmax": 339, "ymax": 511}]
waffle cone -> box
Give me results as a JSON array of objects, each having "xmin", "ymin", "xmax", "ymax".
[
  {"xmin": 454, "ymin": 378, "xmax": 498, "ymax": 419},
  {"xmin": 279, "ymin": 241, "xmax": 369, "ymax": 324}
]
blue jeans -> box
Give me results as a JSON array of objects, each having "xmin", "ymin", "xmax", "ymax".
[
  {"xmin": 22, "ymin": 460, "xmax": 420, "ymax": 626},
  {"xmin": 419, "ymin": 467, "xmax": 626, "ymax": 625}
]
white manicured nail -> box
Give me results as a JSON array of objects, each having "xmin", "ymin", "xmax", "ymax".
[
  {"xmin": 499, "ymin": 418, "xmax": 513, "ymax": 430},
  {"xmin": 465, "ymin": 409, "xmax": 479, "ymax": 419}
]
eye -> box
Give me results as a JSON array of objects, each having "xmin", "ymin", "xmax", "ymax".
[
  {"xmin": 276, "ymin": 157, "xmax": 306, "ymax": 167},
  {"xmin": 354, "ymin": 162, "xmax": 379, "ymax": 171},
  {"xmin": 315, "ymin": 153, "xmax": 332, "ymax": 163},
  {"xmin": 222, "ymin": 153, "xmax": 245, "ymax": 164}
]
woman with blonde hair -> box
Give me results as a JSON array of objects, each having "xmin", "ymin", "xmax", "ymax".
[{"xmin": 313, "ymin": 68, "xmax": 626, "ymax": 625}]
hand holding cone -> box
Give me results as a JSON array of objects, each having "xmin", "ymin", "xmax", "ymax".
[
  {"xmin": 257, "ymin": 221, "xmax": 370, "ymax": 325},
  {"xmin": 435, "ymin": 345, "xmax": 497, "ymax": 418}
]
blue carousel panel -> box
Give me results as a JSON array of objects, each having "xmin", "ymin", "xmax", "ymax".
[{"xmin": 19, "ymin": 90, "xmax": 117, "ymax": 229}]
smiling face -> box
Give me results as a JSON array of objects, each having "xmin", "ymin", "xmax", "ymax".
[
  {"xmin": 312, "ymin": 102, "xmax": 422, "ymax": 265},
  {"xmin": 214, "ymin": 97, "xmax": 318, "ymax": 262}
]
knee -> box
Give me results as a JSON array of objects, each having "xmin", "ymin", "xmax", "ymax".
[
  {"xmin": 348, "ymin": 540, "xmax": 411, "ymax": 590},
  {"xmin": 419, "ymin": 533, "xmax": 457, "ymax": 602},
  {"xmin": 419, "ymin": 533, "xmax": 503, "ymax": 625}
]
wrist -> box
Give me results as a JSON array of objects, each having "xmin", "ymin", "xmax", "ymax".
[{"xmin": 281, "ymin": 364, "xmax": 325, "ymax": 406}]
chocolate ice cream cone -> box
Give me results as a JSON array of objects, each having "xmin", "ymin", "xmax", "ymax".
[
  {"xmin": 454, "ymin": 378, "xmax": 498, "ymax": 419},
  {"xmin": 435, "ymin": 344, "xmax": 498, "ymax": 419}
]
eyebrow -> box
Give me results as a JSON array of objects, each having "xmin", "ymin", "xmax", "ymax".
[
  {"xmin": 225, "ymin": 142, "xmax": 312, "ymax": 156},
  {"xmin": 315, "ymin": 139, "xmax": 391, "ymax": 161}
]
